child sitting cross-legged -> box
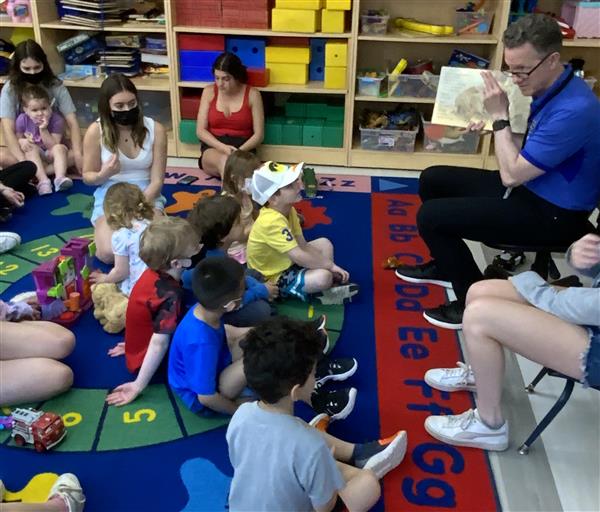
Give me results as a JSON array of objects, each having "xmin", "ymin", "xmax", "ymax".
[
  {"xmin": 105, "ymin": 216, "xmax": 200, "ymax": 406},
  {"xmin": 227, "ymin": 316, "xmax": 408, "ymax": 512},
  {"xmin": 247, "ymin": 161, "xmax": 359, "ymax": 305},
  {"xmin": 185, "ymin": 194, "xmax": 276, "ymax": 327}
]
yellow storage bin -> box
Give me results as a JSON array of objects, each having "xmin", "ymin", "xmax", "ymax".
[
  {"xmin": 266, "ymin": 46, "xmax": 311, "ymax": 64},
  {"xmin": 275, "ymin": 0, "xmax": 322, "ymax": 8},
  {"xmin": 272, "ymin": 8, "xmax": 320, "ymax": 33},
  {"xmin": 325, "ymin": 0, "xmax": 351, "ymax": 10},
  {"xmin": 269, "ymin": 63, "xmax": 309, "ymax": 84},
  {"xmin": 325, "ymin": 41, "xmax": 347, "ymax": 67},
  {"xmin": 324, "ymin": 66, "xmax": 346, "ymax": 89},
  {"xmin": 322, "ymin": 9, "xmax": 345, "ymax": 33}
]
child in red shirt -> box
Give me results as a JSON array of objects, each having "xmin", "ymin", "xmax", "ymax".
[{"xmin": 106, "ymin": 216, "xmax": 201, "ymax": 406}]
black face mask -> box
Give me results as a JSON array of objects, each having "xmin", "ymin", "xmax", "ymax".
[
  {"xmin": 24, "ymin": 71, "xmax": 44, "ymax": 84},
  {"xmin": 111, "ymin": 106, "xmax": 139, "ymax": 126}
]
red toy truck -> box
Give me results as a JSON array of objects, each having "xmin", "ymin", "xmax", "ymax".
[{"xmin": 11, "ymin": 408, "xmax": 66, "ymax": 452}]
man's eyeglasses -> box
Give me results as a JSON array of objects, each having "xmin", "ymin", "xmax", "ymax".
[{"xmin": 503, "ymin": 52, "xmax": 553, "ymax": 79}]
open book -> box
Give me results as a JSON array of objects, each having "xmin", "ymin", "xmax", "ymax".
[{"xmin": 432, "ymin": 66, "xmax": 532, "ymax": 134}]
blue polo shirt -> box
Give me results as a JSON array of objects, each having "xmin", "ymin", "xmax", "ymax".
[{"xmin": 521, "ymin": 66, "xmax": 600, "ymax": 211}]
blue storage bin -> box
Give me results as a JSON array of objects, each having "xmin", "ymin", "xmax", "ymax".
[
  {"xmin": 226, "ymin": 37, "xmax": 266, "ymax": 68},
  {"xmin": 309, "ymin": 38, "xmax": 326, "ymax": 81},
  {"xmin": 179, "ymin": 50, "xmax": 222, "ymax": 68},
  {"xmin": 180, "ymin": 66, "xmax": 213, "ymax": 82}
]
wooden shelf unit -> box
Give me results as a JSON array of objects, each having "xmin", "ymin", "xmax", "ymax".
[{"xmin": 1, "ymin": 0, "xmax": 597, "ymax": 167}]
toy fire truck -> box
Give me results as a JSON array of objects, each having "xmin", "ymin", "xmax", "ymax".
[{"xmin": 11, "ymin": 408, "xmax": 66, "ymax": 453}]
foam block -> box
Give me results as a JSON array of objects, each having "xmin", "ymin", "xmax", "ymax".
[
  {"xmin": 275, "ymin": 0, "xmax": 322, "ymax": 8},
  {"xmin": 272, "ymin": 8, "xmax": 319, "ymax": 33},
  {"xmin": 265, "ymin": 46, "xmax": 311, "ymax": 64},
  {"xmin": 180, "ymin": 93, "xmax": 201, "ymax": 119},
  {"xmin": 264, "ymin": 116, "xmax": 284, "ymax": 145},
  {"xmin": 179, "ymin": 50, "xmax": 222, "ymax": 68},
  {"xmin": 226, "ymin": 37, "xmax": 266, "ymax": 68},
  {"xmin": 325, "ymin": 0, "xmax": 351, "ymax": 9},
  {"xmin": 321, "ymin": 9, "xmax": 345, "ymax": 33},
  {"xmin": 281, "ymin": 118, "xmax": 303, "ymax": 145},
  {"xmin": 180, "ymin": 66, "xmax": 213, "ymax": 82},
  {"xmin": 179, "ymin": 120, "xmax": 198, "ymax": 144},
  {"xmin": 302, "ymin": 118, "xmax": 324, "ymax": 146},
  {"xmin": 324, "ymin": 66, "xmax": 346, "ymax": 89},
  {"xmin": 322, "ymin": 119, "xmax": 344, "ymax": 147},
  {"xmin": 268, "ymin": 63, "xmax": 308, "ymax": 84},
  {"xmin": 178, "ymin": 35, "xmax": 225, "ymax": 51},
  {"xmin": 309, "ymin": 38, "xmax": 326, "ymax": 81},
  {"xmin": 247, "ymin": 67, "xmax": 270, "ymax": 87},
  {"xmin": 325, "ymin": 41, "xmax": 347, "ymax": 67}
]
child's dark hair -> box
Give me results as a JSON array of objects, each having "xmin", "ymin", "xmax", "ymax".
[
  {"xmin": 9, "ymin": 40, "xmax": 59, "ymax": 101},
  {"xmin": 212, "ymin": 52, "xmax": 248, "ymax": 83},
  {"xmin": 192, "ymin": 256, "xmax": 245, "ymax": 310},
  {"xmin": 21, "ymin": 84, "xmax": 50, "ymax": 105},
  {"xmin": 186, "ymin": 195, "xmax": 241, "ymax": 250},
  {"xmin": 240, "ymin": 317, "xmax": 323, "ymax": 404}
]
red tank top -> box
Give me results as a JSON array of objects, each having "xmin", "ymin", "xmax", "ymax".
[{"xmin": 207, "ymin": 84, "xmax": 254, "ymax": 138}]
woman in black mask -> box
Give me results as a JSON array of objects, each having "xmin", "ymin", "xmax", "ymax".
[
  {"xmin": 0, "ymin": 39, "xmax": 84, "ymax": 174},
  {"xmin": 82, "ymin": 74, "xmax": 166, "ymax": 263}
]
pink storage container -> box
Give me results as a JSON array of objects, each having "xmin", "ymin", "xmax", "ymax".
[{"xmin": 561, "ymin": 1, "xmax": 600, "ymax": 38}]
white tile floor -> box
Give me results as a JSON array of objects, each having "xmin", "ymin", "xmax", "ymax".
[{"xmin": 171, "ymin": 158, "xmax": 600, "ymax": 511}]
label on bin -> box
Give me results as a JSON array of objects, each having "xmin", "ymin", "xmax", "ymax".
[{"xmin": 378, "ymin": 135, "xmax": 395, "ymax": 147}]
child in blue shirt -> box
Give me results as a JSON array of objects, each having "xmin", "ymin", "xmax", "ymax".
[{"xmin": 168, "ymin": 256, "xmax": 249, "ymax": 415}]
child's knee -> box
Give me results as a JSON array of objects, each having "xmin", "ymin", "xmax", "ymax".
[
  {"xmin": 315, "ymin": 270, "xmax": 333, "ymax": 290},
  {"xmin": 52, "ymin": 144, "xmax": 68, "ymax": 155}
]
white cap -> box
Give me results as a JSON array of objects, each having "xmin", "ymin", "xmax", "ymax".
[{"xmin": 250, "ymin": 161, "xmax": 304, "ymax": 206}]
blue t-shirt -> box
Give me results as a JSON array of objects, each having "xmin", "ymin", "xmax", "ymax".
[
  {"xmin": 167, "ymin": 306, "xmax": 231, "ymax": 412},
  {"xmin": 521, "ymin": 67, "xmax": 600, "ymax": 211}
]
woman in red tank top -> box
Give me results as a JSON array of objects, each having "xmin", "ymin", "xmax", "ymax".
[{"xmin": 196, "ymin": 52, "xmax": 264, "ymax": 178}]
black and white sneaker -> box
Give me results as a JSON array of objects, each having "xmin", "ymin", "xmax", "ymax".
[
  {"xmin": 423, "ymin": 301, "xmax": 464, "ymax": 330},
  {"xmin": 310, "ymin": 314, "xmax": 330, "ymax": 353},
  {"xmin": 394, "ymin": 260, "xmax": 452, "ymax": 289},
  {"xmin": 311, "ymin": 387, "xmax": 357, "ymax": 421},
  {"xmin": 315, "ymin": 284, "xmax": 360, "ymax": 305},
  {"xmin": 316, "ymin": 357, "xmax": 358, "ymax": 387}
]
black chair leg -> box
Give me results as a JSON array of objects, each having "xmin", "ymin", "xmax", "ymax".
[
  {"xmin": 531, "ymin": 252, "xmax": 551, "ymax": 280},
  {"xmin": 518, "ymin": 379, "xmax": 575, "ymax": 455},
  {"xmin": 525, "ymin": 367, "xmax": 549, "ymax": 393}
]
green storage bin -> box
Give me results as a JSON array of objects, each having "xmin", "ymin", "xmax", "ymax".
[
  {"xmin": 302, "ymin": 118, "xmax": 324, "ymax": 147},
  {"xmin": 305, "ymin": 99, "xmax": 328, "ymax": 118},
  {"xmin": 264, "ymin": 116, "xmax": 284, "ymax": 145},
  {"xmin": 322, "ymin": 120, "xmax": 344, "ymax": 148},
  {"xmin": 325, "ymin": 103, "xmax": 345, "ymax": 122},
  {"xmin": 179, "ymin": 120, "xmax": 198, "ymax": 144},
  {"xmin": 282, "ymin": 118, "xmax": 304, "ymax": 145},
  {"xmin": 285, "ymin": 99, "xmax": 307, "ymax": 118}
]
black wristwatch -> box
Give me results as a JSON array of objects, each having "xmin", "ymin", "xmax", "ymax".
[{"xmin": 492, "ymin": 119, "xmax": 511, "ymax": 132}]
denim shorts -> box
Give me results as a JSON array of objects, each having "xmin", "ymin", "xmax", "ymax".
[
  {"xmin": 581, "ymin": 326, "xmax": 600, "ymax": 388},
  {"xmin": 277, "ymin": 264, "xmax": 307, "ymax": 301}
]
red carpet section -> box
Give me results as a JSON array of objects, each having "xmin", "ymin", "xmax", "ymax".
[{"xmin": 371, "ymin": 193, "xmax": 500, "ymax": 511}]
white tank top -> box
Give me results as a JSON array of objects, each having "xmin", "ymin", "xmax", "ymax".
[{"xmin": 99, "ymin": 116, "xmax": 155, "ymax": 183}]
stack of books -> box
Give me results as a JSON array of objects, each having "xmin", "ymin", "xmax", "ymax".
[
  {"xmin": 140, "ymin": 36, "xmax": 168, "ymax": 78},
  {"xmin": 97, "ymin": 38, "xmax": 141, "ymax": 77},
  {"xmin": 57, "ymin": 0, "xmax": 129, "ymax": 28}
]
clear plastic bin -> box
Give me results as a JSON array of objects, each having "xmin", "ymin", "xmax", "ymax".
[
  {"xmin": 454, "ymin": 10, "xmax": 494, "ymax": 35},
  {"xmin": 360, "ymin": 13, "xmax": 389, "ymax": 35},
  {"xmin": 359, "ymin": 126, "xmax": 418, "ymax": 152},
  {"xmin": 584, "ymin": 77, "xmax": 597, "ymax": 91},
  {"xmin": 357, "ymin": 74, "xmax": 386, "ymax": 97},
  {"xmin": 387, "ymin": 74, "xmax": 440, "ymax": 98},
  {"xmin": 422, "ymin": 116, "xmax": 480, "ymax": 154}
]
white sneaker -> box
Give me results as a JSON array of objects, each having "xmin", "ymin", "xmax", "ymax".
[
  {"xmin": 315, "ymin": 283, "xmax": 360, "ymax": 305},
  {"xmin": 363, "ymin": 430, "xmax": 408, "ymax": 479},
  {"xmin": 0, "ymin": 232, "xmax": 20, "ymax": 254},
  {"xmin": 424, "ymin": 362, "xmax": 476, "ymax": 392},
  {"xmin": 424, "ymin": 409, "xmax": 509, "ymax": 451},
  {"xmin": 48, "ymin": 473, "xmax": 86, "ymax": 512}
]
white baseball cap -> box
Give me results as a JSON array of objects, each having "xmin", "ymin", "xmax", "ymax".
[{"xmin": 250, "ymin": 161, "xmax": 304, "ymax": 206}]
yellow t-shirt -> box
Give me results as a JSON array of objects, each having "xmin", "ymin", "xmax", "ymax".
[{"xmin": 247, "ymin": 206, "xmax": 303, "ymax": 281}]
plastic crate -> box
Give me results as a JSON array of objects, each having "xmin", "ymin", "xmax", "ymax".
[
  {"xmin": 359, "ymin": 126, "xmax": 418, "ymax": 152},
  {"xmin": 561, "ymin": 1, "xmax": 600, "ymax": 38},
  {"xmin": 422, "ymin": 116, "xmax": 480, "ymax": 154},
  {"xmin": 387, "ymin": 74, "xmax": 439, "ymax": 98},
  {"xmin": 454, "ymin": 10, "xmax": 494, "ymax": 35},
  {"xmin": 357, "ymin": 74, "xmax": 386, "ymax": 97},
  {"xmin": 360, "ymin": 13, "xmax": 389, "ymax": 34},
  {"xmin": 584, "ymin": 77, "xmax": 597, "ymax": 91}
]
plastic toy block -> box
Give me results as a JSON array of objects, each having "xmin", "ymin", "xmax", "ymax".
[
  {"xmin": 247, "ymin": 67, "xmax": 270, "ymax": 87},
  {"xmin": 223, "ymin": 0, "xmax": 268, "ymax": 6},
  {"xmin": 177, "ymin": 34, "xmax": 225, "ymax": 51},
  {"xmin": 302, "ymin": 118, "xmax": 324, "ymax": 146},
  {"xmin": 179, "ymin": 120, "xmax": 198, "ymax": 144},
  {"xmin": 222, "ymin": 9, "xmax": 269, "ymax": 29},
  {"xmin": 325, "ymin": 0, "xmax": 351, "ymax": 9},
  {"xmin": 180, "ymin": 93, "xmax": 201, "ymax": 120},
  {"xmin": 325, "ymin": 101, "xmax": 344, "ymax": 121},
  {"xmin": 302, "ymin": 166, "xmax": 318, "ymax": 197},
  {"xmin": 322, "ymin": 119, "xmax": 344, "ymax": 147},
  {"xmin": 272, "ymin": 8, "xmax": 320, "ymax": 33},
  {"xmin": 285, "ymin": 98, "xmax": 307, "ymax": 118},
  {"xmin": 309, "ymin": 38, "xmax": 326, "ymax": 80},
  {"xmin": 180, "ymin": 66, "xmax": 213, "ymax": 82},
  {"xmin": 268, "ymin": 36, "xmax": 310, "ymax": 46},
  {"xmin": 281, "ymin": 118, "xmax": 304, "ymax": 145},
  {"xmin": 268, "ymin": 63, "xmax": 308, "ymax": 84},
  {"xmin": 324, "ymin": 66, "xmax": 346, "ymax": 89},
  {"xmin": 265, "ymin": 46, "xmax": 311, "ymax": 64},
  {"xmin": 264, "ymin": 116, "xmax": 284, "ymax": 145},
  {"xmin": 275, "ymin": 0, "xmax": 322, "ymax": 8},
  {"xmin": 179, "ymin": 50, "xmax": 222, "ymax": 68},
  {"xmin": 325, "ymin": 41, "xmax": 347, "ymax": 67},
  {"xmin": 305, "ymin": 98, "xmax": 328, "ymax": 118},
  {"xmin": 226, "ymin": 37, "xmax": 266, "ymax": 68},
  {"xmin": 321, "ymin": 9, "xmax": 345, "ymax": 33}
]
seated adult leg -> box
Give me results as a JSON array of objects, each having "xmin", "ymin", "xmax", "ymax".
[
  {"xmin": 0, "ymin": 160, "xmax": 37, "ymax": 198},
  {"xmin": 419, "ymin": 166, "xmax": 506, "ymax": 203}
]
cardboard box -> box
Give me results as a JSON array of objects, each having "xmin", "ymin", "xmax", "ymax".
[
  {"xmin": 178, "ymin": 34, "xmax": 225, "ymax": 51},
  {"xmin": 325, "ymin": 41, "xmax": 347, "ymax": 67}
]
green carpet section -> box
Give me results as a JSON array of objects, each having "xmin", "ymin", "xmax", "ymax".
[
  {"xmin": 0, "ymin": 254, "xmax": 37, "ymax": 283},
  {"xmin": 41, "ymin": 389, "xmax": 106, "ymax": 452},
  {"xmin": 10, "ymin": 235, "xmax": 66, "ymax": 264},
  {"xmin": 96, "ymin": 384, "xmax": 182, "ymax": 451},
  {"xmin": 58, "ymin": 227, "xmax": 95, "ymax": 241},
  {"xmin": 0, "ymin": 282, "xmax": 9, "ymax": 294},
  {"xmin": 51, "ymin": 193, "xmax": 94, "ymax": 219},
  {"xmin": 173, "ymin": 393, "xmax": 229, "ymax": 436},
  {"xmin": 275, "ymin": 299, "xmax": 343, "ymax": 353}
]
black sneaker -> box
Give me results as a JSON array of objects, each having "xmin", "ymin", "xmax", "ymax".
[
  {"xmin": 311, "ymin": 387, "xmax": 357, "ymax": 421},
  {"xmin": 394, "ymin": 260, "xmax": 452, "ymax": 288},
  {"xmin": 314, "ymin": 283, "xmax": 360, "ymax": 305},
  {"xmin": 316, "ymin": 357, "xmax": 358, "ymax": 387},
  {"xmin": 310, "ymin": 314, "xmax": 330, "ymax": 354},
  {"xmin": 493, "ymin": 250, "xmax": 526, "ymax": 271},
  {"xmin": 423, "ymin": 301, "xmax": 464, "ymax": 330}
]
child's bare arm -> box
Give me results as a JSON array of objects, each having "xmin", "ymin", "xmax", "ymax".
[
  {"xmin": 38, "ymin": 122, "xmax": 58, "ymax": 149},
  {"xmin": 197, "ymin": 392, "xmax": 238, "ymax": 415},
  {"xmin": 90, "ymin": 255, "xmax": 129, "ymax": 284}
]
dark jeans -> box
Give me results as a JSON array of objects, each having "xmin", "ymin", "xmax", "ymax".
[
  {"xmin": 417, "ymin": 165, "xmax": 593, "ymax": 303},
  {"xmin": 0, "ymin": 161, "xmax": 37, "ymax": 209}
]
